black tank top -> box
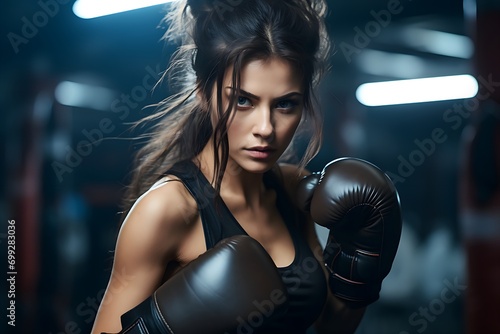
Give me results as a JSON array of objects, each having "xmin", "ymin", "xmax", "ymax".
[{"xmin": 165, "ymin": 160, "xmax": 327, "ymax": 333}]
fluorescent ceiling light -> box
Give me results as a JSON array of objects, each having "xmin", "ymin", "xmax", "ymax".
[
  {"xmin": 403, "ymin": 28, "xmax": 473, "ymax": 59},
  {"xmin": 356, "ymin": 75, "xmax": 478, "ymax": 107},
  {"xmin": 357, "ymin": 50, "xmax": 426, "ymax": 79},
  {"xmin": 55, "ymin": 81, "xmax": 116, "ymax": 111},
  {"xmin": 463, "ymin": 0, "xmax": 477, "ymax": 20},
  {"xmin": 73, "ymin": 0, "xmax": 174, "ymax": 19}
]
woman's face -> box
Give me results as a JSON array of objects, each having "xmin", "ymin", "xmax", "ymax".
[{"xmin": 214, "ymin": 58, "xmax": 304, "ymax": 174}]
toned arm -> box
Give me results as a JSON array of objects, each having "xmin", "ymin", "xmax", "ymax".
[{"xmin": 91, "ymin": 179, "xmax": 198, "ymax": 334}]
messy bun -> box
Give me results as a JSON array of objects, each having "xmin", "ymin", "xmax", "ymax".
[
  {"xmin": 124, "ymin": 0, "xmax": 331, "ymax": 218},
  {"xmin": 162, "ymin": 0, "xmax": 213, "ymax": 43},
  {"xmin": 186, "ymin": 0, "xmax": 214, "ymax": 18},
  {"xmin": 162, "ymin": 0, "xmax": 330, "ymax": 89}
]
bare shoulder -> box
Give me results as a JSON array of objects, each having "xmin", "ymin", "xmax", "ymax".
[
  {"xmin": 91, "ymin": 176, "xmax": 200, "ymax": 334},
  {"xmin": 117, "ymin": 175, "xmax": 199, "ymax": 265},
  {"xmin": 126, "ymin": 175, "xmax": 198, "ymax": 228}
]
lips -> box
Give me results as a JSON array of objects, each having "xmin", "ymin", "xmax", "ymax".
[
  {"xmin": 247, "ymin": 146, "xmax": 275, "ymax": 152},
  {"xmin": 245, "ymin": 146, "xmax": 276, "ymax": 159}
]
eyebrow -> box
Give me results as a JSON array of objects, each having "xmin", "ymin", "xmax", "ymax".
[{"xmin": 225, "ymin": 87, "xmax": 303, "ymax": 100}]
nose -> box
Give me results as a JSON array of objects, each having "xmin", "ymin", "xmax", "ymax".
[{"xmin": 253, "ymin": 106, "xmax": 274, "ymax": 140}]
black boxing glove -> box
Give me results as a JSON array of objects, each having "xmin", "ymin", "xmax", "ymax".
[
  {"xmin": 296, "ymin": 157, "xmax": 402, "ymax": 308},
  {"xmin": 109, "ymin": 235, "xmax": 288, "ymax": 334}
]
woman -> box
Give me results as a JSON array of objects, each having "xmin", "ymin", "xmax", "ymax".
[{"xmin": 92, "ymin": 0, "xmax": 373, "ymax": 333}]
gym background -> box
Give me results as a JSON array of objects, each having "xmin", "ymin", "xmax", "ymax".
[{"xmin": 1, "ymin": 0, "xmax": 499, "ymax": 333}]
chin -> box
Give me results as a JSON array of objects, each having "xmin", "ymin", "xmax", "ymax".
[{"xmin": 230, "ymin": 158, "xmax": 276, "ymax": 175}]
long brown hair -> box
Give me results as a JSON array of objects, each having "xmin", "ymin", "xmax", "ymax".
[{"xmin": 121, "ymin": 0, "xmax": 331, "ymax": 219}]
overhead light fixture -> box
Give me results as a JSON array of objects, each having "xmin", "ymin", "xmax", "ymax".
[
  {"xmin": 55, "ymin": 81, "xmax": 116, "ymax": 111},
  {"xmin": 356, "ymin": 75, "xmax": 478, "ymax": 107},
  {"xmin": 357, "ymin": 50, "xmax": 426, "ymax": 79},
  {"xmin": 73, "ymin": 0, "xmax": 174, "ymax": 19},
  {"xmin": 403, "ymin": 28, "xmax": 474, "ymax": 59}
]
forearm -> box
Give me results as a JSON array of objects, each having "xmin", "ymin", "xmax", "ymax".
[{"xmin": 314, "ymin": 293, "xmax": 366, "ymax": 334}]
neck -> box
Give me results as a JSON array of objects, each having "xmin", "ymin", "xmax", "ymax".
[{"xmin": 195, "ymin": 140, "xmax": 267, "ymax": 209}]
